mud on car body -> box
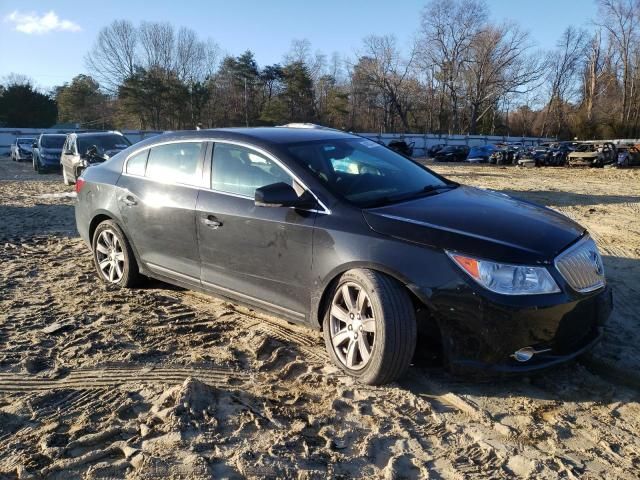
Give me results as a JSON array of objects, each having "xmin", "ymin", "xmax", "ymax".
[{"xmin": 74, "ymin": 127, "xmax": 613, "ymax": 385}]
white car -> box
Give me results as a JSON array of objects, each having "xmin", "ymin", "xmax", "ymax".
[{"xmin": 10, "ymin": 137, "xmax": 36, "ymax": 161}]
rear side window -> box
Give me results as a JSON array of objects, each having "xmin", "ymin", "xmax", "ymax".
[
  {"xmin": 126, "ymin": 150, "xmax": 149, "ymax": 176},
  {"xmin": 211, "ymin": 143, "xmax": 291, "ymax": 197},
  {"xmin": 145, "ymin": 142, "xmax": 204, "ymax": 186}
]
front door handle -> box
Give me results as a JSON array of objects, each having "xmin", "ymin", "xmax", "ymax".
[{"xmin": 203, "ymin": 215, "xmax": 222, "ymax": 229}]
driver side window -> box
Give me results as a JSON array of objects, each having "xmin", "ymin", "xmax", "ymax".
[{"xmin": 211, "ymin": 143, "xmax": 293, "ymax": 197}]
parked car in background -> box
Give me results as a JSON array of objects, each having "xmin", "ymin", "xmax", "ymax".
[
  {"xmin": 387, "ymin": 139, "xmax": 415, "ymax": 157},
  {"xmin": 568, "ymin": 142, "xmax": 616, "ymax": 168},
  {"xmin": 466, "ymin": 145, "xmax": 496, "ymax": 163},
  {"xmin": 616, "ymin": 144, "xmax": 640, "ymax": 167},
  {"xmin": 433, "ymin": 145, "xmax": 469, "ymax": 162},
  {"xmin": 427, "ymin": 144, "xmax": 446, "ymax": 157},
  {"xmin": 75, "ymin": 127, "xmax": 612, "ymax": 385},
  {"xmin": 546, "ymin": 142, "xmax": 575, "ymax": 166},
  {"xmin": 32, "ymin": 134, "xmax": 67, "ymax": 173},
  {"xmin": 489, "ymin": 146, "xmax": 520, "ymax": 165},
  {"xmin": 10, "ymin": 137, "xmax": 36, "ymax": 162},
  {"xmin": 61, "ymin": 131, "xmax": 132, "ymax": 185}
]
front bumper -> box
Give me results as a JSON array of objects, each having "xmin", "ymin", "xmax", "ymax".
[
  {"xmin": 568, "ymin": 157, "xmax": 597, "ymax": 167},
  {"xmin": 431, "ymin": 284, "xmax": 613, "ymax": 376}
]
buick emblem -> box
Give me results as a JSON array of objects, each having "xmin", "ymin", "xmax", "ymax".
[{"xmin": 590, "ymin": 250, "xmax": 604, "ymax": 276}]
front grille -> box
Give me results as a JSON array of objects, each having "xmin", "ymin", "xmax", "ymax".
[{"xmin": 555, "ymin": 235, "xmax": 605, "ymax": 293}]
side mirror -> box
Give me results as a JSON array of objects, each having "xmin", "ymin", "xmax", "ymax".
[
  {"xmin": 32, "ymin": 141, "xmax": 37, "ymax": 148},
  {"xmin": 255, "ymin": 182, "xmax": 314, "ymax": 209}
]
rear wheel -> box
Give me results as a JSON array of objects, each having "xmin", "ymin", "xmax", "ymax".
[
  {"xmin": 92, "ymin": 220, "xmax": 140, "ymax": 288},
  {"xmin": 322, "ymin": 269, "xmax": 416, "ymax": 385}
]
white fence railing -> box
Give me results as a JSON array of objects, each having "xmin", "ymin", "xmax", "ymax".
[
  {"xmin": 357, "ymin": 133, "xmax": 555, "ymax": 156},
  {"xmin": 0, "ymin": 127, "xmax": 557, "ymax": 157}
]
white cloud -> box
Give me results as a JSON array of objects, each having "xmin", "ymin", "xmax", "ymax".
[{"xmin": 4, "ymin": 10, "xmax": 81, "ymax": 34}]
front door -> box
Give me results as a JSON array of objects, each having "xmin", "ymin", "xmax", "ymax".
[
  {"xmin": 117, "ymin": 141, "xmax": 206, "ymax": 284},
  {"xmin": 196, "ymin": 142, "xmax": 316, "ymax": 320}
]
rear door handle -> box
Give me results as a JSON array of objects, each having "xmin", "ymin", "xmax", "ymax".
[
  {"xmin": 202, "ymin": 214, "xmax": 222, "ymax": 229},
  {"xmin": 121, "ymin": 195, "xmax": 137, "ymax": 206}
]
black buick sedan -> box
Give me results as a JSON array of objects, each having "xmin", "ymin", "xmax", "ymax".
[{"xmin": 75, "ymin": 128, "xmax": 612, "ymax": 385}]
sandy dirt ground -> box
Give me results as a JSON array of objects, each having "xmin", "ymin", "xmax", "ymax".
[{"xmin": 0, "ymin": 156, "xmax": 639, "ymax": 479}]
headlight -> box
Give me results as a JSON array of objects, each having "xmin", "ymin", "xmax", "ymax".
[{"xmin": 446, "ymin": 252, "xmax": 560, "ymax": 295}]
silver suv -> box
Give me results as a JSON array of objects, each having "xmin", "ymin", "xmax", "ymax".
[{"xmin": 61, "ymin": 131, "xmax": 131, "ymax": 185}]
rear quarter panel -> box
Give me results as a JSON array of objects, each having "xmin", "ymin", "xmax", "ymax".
[{"xmin": 75, "ymin": 164, "xmax": 124, "ymax": 246}]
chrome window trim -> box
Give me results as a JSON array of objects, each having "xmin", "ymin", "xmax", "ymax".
[
  {"xmin": 122, "ymin": 137, "xmax": 331, "ymax": 214},
  {"xmin": 554, "ymin": 234, "xmax": 606, "ymax": 293}
]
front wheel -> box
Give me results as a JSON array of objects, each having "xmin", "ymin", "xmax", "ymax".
[
  {"xmin": 92, "ymin": 220, "xmax": 140, "ymax": 288},
  {"xmin": 323, "ymin": 269, "xmax": 417, "ymax": 385}
]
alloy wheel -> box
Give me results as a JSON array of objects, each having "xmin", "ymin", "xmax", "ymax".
[
  {"xmin": 329, "ymin": 282, "xmax": 376, "ymax": 371},
  {"xmin": 95, "ymin": 229, "xmax": 125, "ymax": 283}
]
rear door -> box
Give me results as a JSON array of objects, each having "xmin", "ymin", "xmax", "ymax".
[
  {"xmin": 196, "ymin": 142, "xmax": 316, "ymax": 319},
  {"xmin": 116, "ymin": 141, "xmax": 206, "ymax": 285}
]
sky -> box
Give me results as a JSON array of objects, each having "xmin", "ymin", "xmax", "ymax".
[{"xmin": 0, "ymin": 0, "xmax": 599, "ymax": 90}]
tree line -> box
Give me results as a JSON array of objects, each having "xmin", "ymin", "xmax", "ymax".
[{"xmin": 3, "ymin": 0, "xmax": 640, "ymax": 140}]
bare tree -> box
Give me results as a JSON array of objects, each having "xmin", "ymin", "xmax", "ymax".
[
  {"xmin": 541, "ymin": 26, "xmax": 587, "ymax": 137},
  {"xmin": 466, "ymin": 23, "xmax": 544, "ymax": 133},
  {"xmin": 139, "ymin": 22, "xmax": 175, "ymax": 74},
  {"xmin": 419, "ymin": 0, "xmax": 488, "ymax": 133},
  {"xmin": 596, "ymin": 0, "xmax": 638, "ymax": 124},
  {"xmin": 85, "ymin": 20, "xmax": 138, "ymax": 91},
  {"xmin": 356, "ymin": 35, "xmax": 416, "ymax": 131}
]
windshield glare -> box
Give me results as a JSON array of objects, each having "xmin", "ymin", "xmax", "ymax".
[
  {"xmin": 41, "ymin": 136, "xmax": 66, "ymax": 149},
  {"xmin": 78, "ymin": 135, "xmax": 131, "ymax": 155},
  {"xmin": 287, "ymin": 138, "xmax": 448, "ymax": 208}
]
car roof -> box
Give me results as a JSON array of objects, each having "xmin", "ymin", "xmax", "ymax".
[
  {"xmin": 72, "ymin": 132, "xmax": 126, "ymax": 138},
  {"xmin": 40, "ymin": 133, "xmax": 67, "ymax": 137},
  {"xmin": 210, "ymin": 127, "xmax": 356, "ymax": 143}
]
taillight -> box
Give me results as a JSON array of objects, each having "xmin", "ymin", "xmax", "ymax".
[{"xmin": 75, "ymin": 178, "xmax": 86, "ymax": 194}]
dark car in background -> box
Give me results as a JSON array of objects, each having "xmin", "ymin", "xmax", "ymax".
[
  {"xmin": 32, "ymin": 134, "xmax": 67, "ymax": 173},
  {"xmin": 61, "ymin": 131, "xmax": 132, "ymax": 185},
  {"xmin": 433, "ymin": 145, "xmax": 470, "ymax": 162},
  {"xmin": 489, "ymin": 145, "xmax": 520, "ymax": 165},
  {"xmin": 427, "ymin": 143, "xmax": 446, "ymax": 157},
  {"xmin": 75, "ymin": 127, "xmax": 612, "ymax": 385},
  {"xmin": 10, "ymin": 137, "xmax": 35, "ymax": 162},
  {"xmin": 616, "ymin": 144, "xmax": 640, "ymax": 167},
  {"xmin": 466, "ymin": 144, "xmax": 496, "ymax": 163}
]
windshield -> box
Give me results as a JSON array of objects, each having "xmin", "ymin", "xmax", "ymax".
[
  {"xmin": 17, "ymin": 138, "xmax": 34, "ymax": 145},
  {"xmin": 287, "ymin": 138, "xmax": 450, "ymax": 208},
  {"xmin": 77, "ymin": 135, "xmax": 131, "ymax": 155},
  {"xmin": 575, "ymin": 144, "xmax": 596, "ymax": 152},
  {"xmin": 41, "ymin": 135, "xmax": 66, "ymax": 148}
]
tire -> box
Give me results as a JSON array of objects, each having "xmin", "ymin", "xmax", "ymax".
[
  {"xmin": 91, "ymin": 220, "xmax": 140, "ymax": 288},
  {"xmin": 322, "ymin": 269, "xmax": 417, "ymax": 385}
]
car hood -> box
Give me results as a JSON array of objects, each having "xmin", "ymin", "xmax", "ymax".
[
  {"xmin": 18, "ymin": 145, "xmax": 33, "ymax": 151},
  {"xmin": 363, "ymin": 186, "xmax": 584, "ymax": 264}
]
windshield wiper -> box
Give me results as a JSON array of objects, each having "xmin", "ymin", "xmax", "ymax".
[{"xmin": 364, "ymin": 183, "xmax": 458, "ymax": 209}]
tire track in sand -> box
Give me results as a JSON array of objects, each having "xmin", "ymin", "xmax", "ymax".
[{"xmin": 0, "ymin": 365, "xmax": 249, "ymax": 392}]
